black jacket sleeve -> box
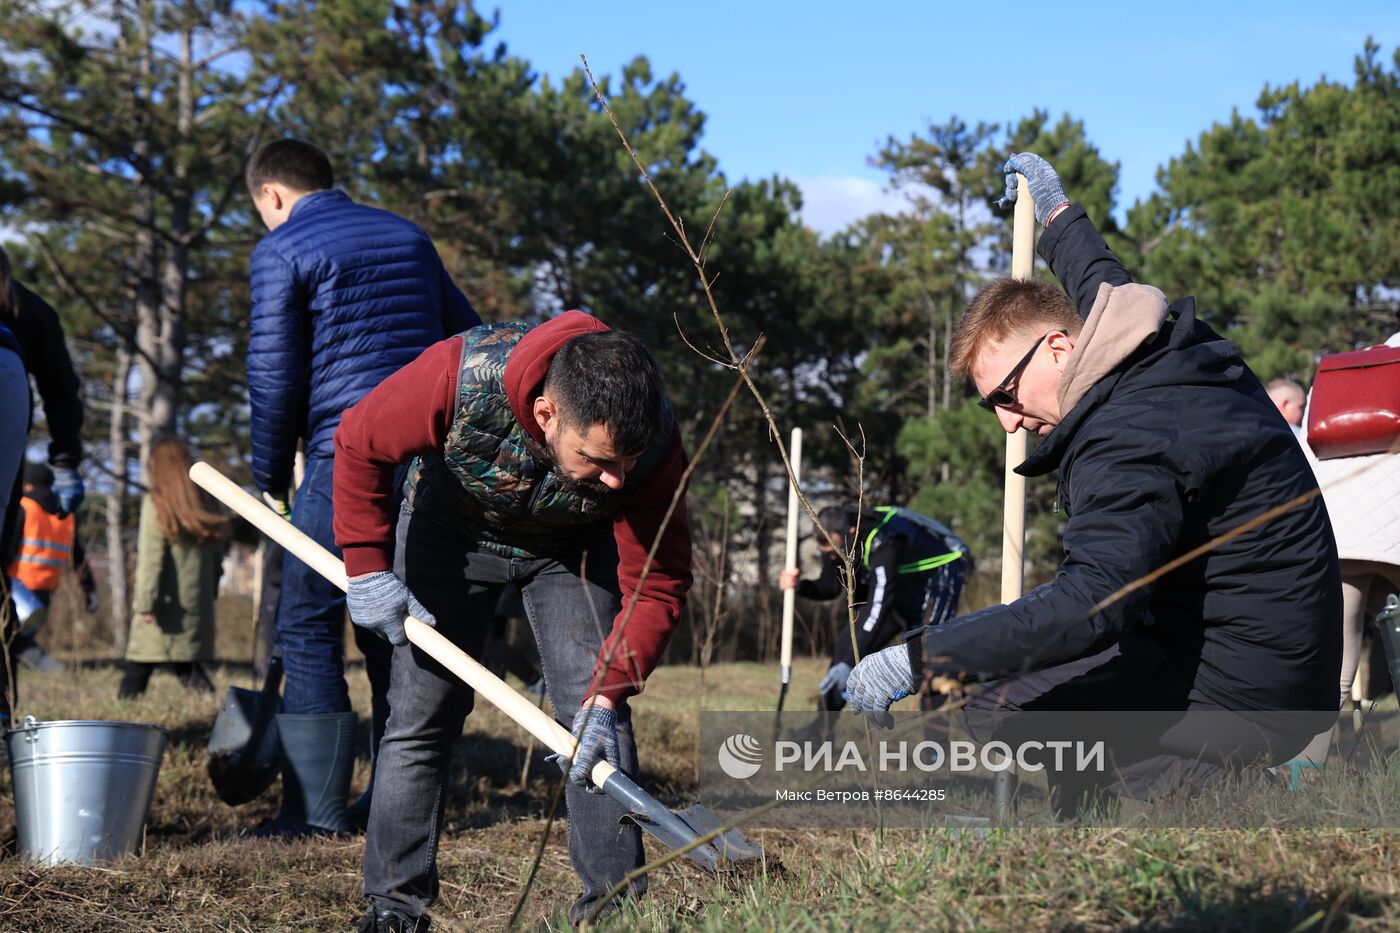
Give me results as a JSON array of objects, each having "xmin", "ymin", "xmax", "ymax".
[
  {"xmin": 829, "ymin": 539, "xmax": 903, "ymax": 664},
  {"xmin": 852, "ymin": 539, "xmax": 901, "ymax": 657},
  {"xmin": 11, "ymin": 283, "xmax": 82, "ymax": 468},
  {"xmin": 1037, "ymin": 204, "xmax": 1133, "ymax": 320},
  {"xmin": 913, "ymin": 416, "xmax": 1187, "ymax": 682},
  {"xmin": 797, "ymin": 551, "xmax": 844, "ymax": 600}
]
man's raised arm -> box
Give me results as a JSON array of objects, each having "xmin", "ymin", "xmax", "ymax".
[{"xmin": 1002, "ymin": 152, "xmax": 1133, "ymax": 318}]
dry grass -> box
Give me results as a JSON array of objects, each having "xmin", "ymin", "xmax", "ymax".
[{"xmin": 2, "ymin": 600, "xmax": 1398, "ymax": 931}]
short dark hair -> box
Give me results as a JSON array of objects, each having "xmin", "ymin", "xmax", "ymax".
[
  {"xmin": 949, "ymin": 277, "xmax": 1081, "ymax": 378},
  {"xmin": 246, "ymin": 139, "xmax": 334, "ymax": 195},
  {"xmin": 816, "ymin": 505, "xmax": 879, "ymax": 541},
  {"xmin": 543, "ymin": 330, "xmax": 664, "ymax": 457}
]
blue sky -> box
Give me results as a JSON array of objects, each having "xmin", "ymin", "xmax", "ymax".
[{"xmin": 494, "ymin": 1, "xmax": 1398, "ymax": 234}]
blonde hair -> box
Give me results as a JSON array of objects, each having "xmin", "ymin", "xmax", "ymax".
[
  {"xmin": 949, "ymin": 277, "xmax": 1082, "ymax": 378},
  {"xmin": 148, "ymin": 436, "xmax": 229, "ymax": 542}
]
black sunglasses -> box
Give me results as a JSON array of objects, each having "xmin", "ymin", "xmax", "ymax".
[{"xmin": 977, "ymin": 333, "xmax": 1048, "ymax": 412}]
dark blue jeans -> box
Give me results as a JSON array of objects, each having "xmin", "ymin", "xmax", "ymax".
[
  {"xmin": 277, "ymin": 456, "xmax": 392, "ymax": 717},
  {"xmin": 0, "ymin": 345, "xmax": 27, "ymax": 720}
]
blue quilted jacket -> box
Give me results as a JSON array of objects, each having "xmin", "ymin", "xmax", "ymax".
[{"xmin": 247, "ymin": 189, "xmax": 480, "ymax": 493}]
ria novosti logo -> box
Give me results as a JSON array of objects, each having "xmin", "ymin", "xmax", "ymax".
[
  {"xmin": 717, "ymin": 733, "xmax": 764, "ymax": 779},
  {"xmin": 715, "ymin": 731, "xmax": 1107, "ymax": 778}
]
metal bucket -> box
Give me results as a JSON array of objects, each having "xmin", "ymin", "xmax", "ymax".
[{"xmin": 5, "ymin": 717, "xmax": 168, "ymax": 865}]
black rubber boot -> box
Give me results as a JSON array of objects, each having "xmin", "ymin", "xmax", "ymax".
[
  {"xmin": 117, "ymin": 661, "xmax": 154, "ymax": 699},
  {"xmin": 174, "ymin": 662, "xmax": 215, "ymax": 694},
  {"xmin": 254, "ymin": 711, "xmax": 356, "ymax": 837}
]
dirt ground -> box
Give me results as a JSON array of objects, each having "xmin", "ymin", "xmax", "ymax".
[{"xmin": 2, "ymin": 598, "xmax": 1398, "ymax": 930}]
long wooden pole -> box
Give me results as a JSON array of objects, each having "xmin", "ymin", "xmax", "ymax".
[
  {"xmin": 1001, "ymin": 175, "xmax": 1034, "ymax": 605},
  {"xmin": 995, "ymin": 174, "xmax": 1035, "ymax": 822},
  {"xmin": 188, "ymin": 461, "xmax": 613, "ymax": 787},
  {"xmin": 777, "ymin": 427, "xmax": 802, "ymax": 711}
]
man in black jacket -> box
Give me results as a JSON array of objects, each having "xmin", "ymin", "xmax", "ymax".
[
  {"xmin": 0, "ymin": 321, "xmax": 28, "ymax": 729},
  {"xmin": 0, "ymin": 248, "xmax": 84, "ymax": 526},
  {"xmin": 846, "ymin": 154, "xmax": 1341, "ymax": 796},
  {"xmin": 780, "ymin": 504, "xmax": 968, "ymax": 710},
  {"xmin": 0, "ymin": 247, "xmax": 86, "ymax": 675}
]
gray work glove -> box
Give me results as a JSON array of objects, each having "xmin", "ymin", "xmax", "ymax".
[
  {"xmin": 346, "ymin": 571, "xmax": 435, "ymax": 647},
  {"xmin": 549, "ymin": 705, "xmax": 620, "ymax": 795},
  {"xmin": 818, "ymin": 661, "xmax": 853, "ymax": 697},
  {"xmin": 998, "ymin": 151, "xmax": 1069, "ymax": 225},
  {"xmin": 845, "ymin": 643, "xmax": 919, "ymax": 728},
  {"xmin": 51, "ymin": 466, "xmax": 85, "ymax": 518}
]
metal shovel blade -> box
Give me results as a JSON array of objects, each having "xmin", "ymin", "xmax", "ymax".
[
  {"xmin": 207, "ymin": 654, "xmax": 283, "ymax": 806},
  {"xmin": 603, "ymin": 771, "xmax": 765, "ymax": 872},
  {"xmin": 673, "ymin": 803, "xmax": 767, "ymax": 863}
]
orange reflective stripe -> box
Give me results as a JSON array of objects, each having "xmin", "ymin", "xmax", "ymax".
[{"xmin": 7, "ymin": 496, "xmax": 75, "ymax": 591}]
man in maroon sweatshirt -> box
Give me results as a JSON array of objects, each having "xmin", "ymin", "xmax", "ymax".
[{"xmin": 333, "ymin": 310, "xmax": 691, "ymax": 931}]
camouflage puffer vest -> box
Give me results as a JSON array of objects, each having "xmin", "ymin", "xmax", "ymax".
[{"xmin": 404, "ymin": 322, "xmax": 675, "ymax": 559}]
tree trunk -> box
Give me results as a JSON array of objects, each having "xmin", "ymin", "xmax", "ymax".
[
  {"xmin": 941, "ymin": 296, "xmax": 954, "ymax": 483},
  {"xmin": 147, "ymin": 23, "xmax": 194, "ymax": 443},
  {"xmin": 135, "ymin": 21, "xmax": 193, "ymax": 459},
  {"xmin": 927, "ymin": 292, "xmax": 938, "ymax": 419},
  {"xmin": 133, "ymin": 200, "xmax": 164, "ymax": 470},
  {"xmin": 942, "ymin": 299, "xmax": 953, "ymax": 412},
  {"xmin": 156, "ymin": 229, "xmax": 189, "ymax": 437},
  {"xmin": 107, "ymin": 346, "xmax": 132, "ymax": 655},
  {"xmin": 131, "ymin": 15, "xmax": 164, "ymax": 471}
]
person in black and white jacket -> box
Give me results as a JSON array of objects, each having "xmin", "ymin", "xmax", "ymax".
[{"xmin": 780, "ymin": 504, "xmax": 969, "ymax": 710}]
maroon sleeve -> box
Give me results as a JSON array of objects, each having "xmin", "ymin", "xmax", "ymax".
[
  {"xmin": 591, "ymin": 425, "xmax": 694, "ymax": 705},
  {"xmin": 333, "ymin": 337, "xmax": 462, "ymax": 576}
]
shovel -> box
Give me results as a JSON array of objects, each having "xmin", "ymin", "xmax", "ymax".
[
  {"xmin": 207, "ymin": 649, "xmax": 283, "ymax": 805},
  {"xmin": 776, "ymin": 427, "xmax": 801, "ymax": 715},
  {"xmin": 189, "ymin": 461, "xmax": 766, "ymax": 872}
]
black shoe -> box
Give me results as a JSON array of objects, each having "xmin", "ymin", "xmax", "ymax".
[
  {"xmin": 249, "ymin": 812, "xmax": 342, "ymax": 839},
  {"xmin": 177, "ymin": 663, "xmax": 215, "ymax": 694},
  {"xmin": 17, "ymin": 643, "xmax": 65, "ymax": 672},
  {"xmin": 117, "ymin": 661, "xmax": 154, "ymax": 699},
  {"xmin": 353, "ymin": 904, "xmax": 429, "ymax": 932}
]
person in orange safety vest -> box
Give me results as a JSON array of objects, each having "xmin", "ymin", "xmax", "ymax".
[{"xmin": 7, "ymin": 461, "xmax": 97, "ymax": 671}]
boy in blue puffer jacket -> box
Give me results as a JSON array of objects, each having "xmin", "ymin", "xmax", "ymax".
[{"xmin": 246, "ymin": 139, "xmax": 480, "ymax": 836}]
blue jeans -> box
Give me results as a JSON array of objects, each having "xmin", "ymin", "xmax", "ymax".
[
  {"xmin": 0, "ymin": 346, "xmax": 28, "ymax": 719},
  {"xmin": 0, "ymin": 346, "xmax": 27, "ymax": 547},
  {"xmin": 363, "ymin": 498, "xmax": 645, "ymax": 925},
  {"xmin": 276, "ymin": 456, "xmax": 392, "ymax": 717}
]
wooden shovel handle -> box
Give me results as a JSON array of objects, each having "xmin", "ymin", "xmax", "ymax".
[
  {"xmin": 1000, "ymin": 175, "xmax": 1033, "ymax": 605},
  {"xmin": 188, "ymin": 461, "xmax": 615, "ymax": 785},
  {"xmin": 779, "ymin": 427, "xmax": 803, "ymax": 679}
]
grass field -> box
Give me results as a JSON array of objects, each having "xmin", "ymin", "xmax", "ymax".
[{"xmin": 1, "ymin": 605, "xmax": 1398, "ymax": 931}]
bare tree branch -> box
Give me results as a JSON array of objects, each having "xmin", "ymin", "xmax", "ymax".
[
  {"xmin": 579, "ymin": 54, "xmax": 858, "ymax": 642},
  {"xmin": 32, "ymin": 236, "xmax": 162, "ymax": 374}
]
